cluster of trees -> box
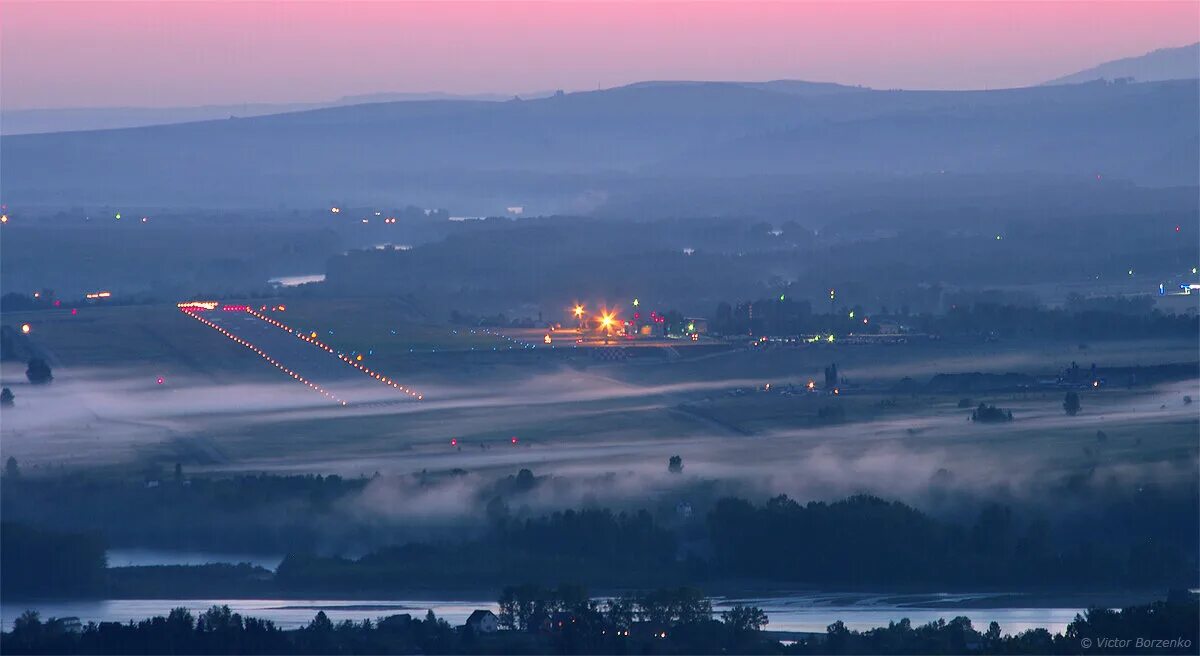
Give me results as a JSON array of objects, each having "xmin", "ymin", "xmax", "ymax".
[
  {"xmin": 494, "ymin": 584, "xmax": 774, "ymax": 653},
  {"xmin": 276, "ymin": 507, "xmax": 683, "ymax": 591},
  {"xmin": 803, "ymin": 596, "xmax": 1199, "ymax": 655},
  {"xmin": 0, "ymin": 584, "xmax": 773, "ymax": 656},
  {"xmin": 970, "ymin": 403, "xmax": 1013, "ymax": 423},
  {"xmin": 0, "ymin": 523, "xmax": 107, "ymax": 597},
  {"xmin": 0, "ymin": 605, "xmax": 454, "ymax": 655},
  {"xmin": 497, "ymin": 584, "xmax": 721, "ymax": 631},
  {"xmin": 26, "ymin": 358, "xmax": 53, "ymax": 384},
  {"xmin": 2, "ymin": 472, "xmax": 373, "ymax": 555},
  {"xmin": 261, "ymin": 492, "xmax": 1200, "ymax": 594},
  {"xmin": 706, "ymin": 495, "xmax": 1197, "ymax": 588},
  {"xmin": 4, "ymin": 594, "xmax": 1197, "ymax": 655},
  {"xmin": 6, "ymin": 462, "xmax": 1196, "ymax": 598}
]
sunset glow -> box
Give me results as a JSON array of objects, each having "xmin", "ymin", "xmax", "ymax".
[{"xmin": 2, "ymin": 1, "xmax": 1196, "ymax": 109}]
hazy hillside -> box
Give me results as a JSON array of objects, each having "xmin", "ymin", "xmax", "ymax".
[
  {"xmin": 0, "ymin": 91, "xmax": 554, "ymax": 136},
  {"xmin": 1, "ymin": 79, "xmax": 1196, "ymax": 211},
  {"xmin": 1045, "ymin": 42, "xmax": 1199, "ymax": 85}
]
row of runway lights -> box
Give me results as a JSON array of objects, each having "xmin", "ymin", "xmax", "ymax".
[
  {"xmin": 243, "ymin": 307, "xmax": 424, "ymax": 401},
  {"xmin": 450, "ymin": 436, "xmax": 520, "ymax": 448},
  {"xmin": 178, "ymin": 307, "xmax": 347, "ymax": 406},
  {"xmin": 470, "ymin": 327, "xmax": 541, "ymax": 349}
]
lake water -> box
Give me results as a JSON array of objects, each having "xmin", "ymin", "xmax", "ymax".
[
  {"xmin": 1, "ymin": 593, "xmax": 1084, "ymax": 634},
  {"xmin": 267, "ymin": 274, "xmax": 325, "ymax": 287}
]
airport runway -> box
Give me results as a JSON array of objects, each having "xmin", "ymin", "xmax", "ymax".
[{"xmin": 186, "ymin": 306, "xmax": 422, "ymax": 406}]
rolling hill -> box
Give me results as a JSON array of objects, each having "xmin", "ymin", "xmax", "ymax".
[
  {"xmin": 1045, "ymin": 42, "xmax": 1199, "ymax": 85},
  {"xmin": 1, "ymin": 78, "xmax": 1196, "ymax": 211}
]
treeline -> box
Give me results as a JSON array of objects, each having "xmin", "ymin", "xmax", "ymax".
[
  {"xmin": 276, "ymin": 508, "xmax": 686, "ymax": 591},
  {"xmin": 0, "ymin": 523, "xmax": 107, "ymax": 597},
  {"xmin": 3, "ymin": 593, "xmax": 1197, "ymax": 655},
  {"xmin": 0, "ymin": 588, "xmax": 772, "ymax": 655},
  {"xmin": 707, "ymin": 297, "xmax": 1198, "ymax": 340},
  {"xmin": 277, "ymin": 494, "xmax": 1195, "ymax": 593},
  {"xmin": 5, "ymin": 484, "xmax": 1196, "ymax": 597},
  {"xmin": 707, "ymin": 495, "xmax": 1196, "ymax": 588},
  {"xmin": 1, "ymin": 471, "xmax": 372, "ymax": 554},
  {"xmin": 804, "ymin": 596, "xmax": 1199, "ymax": 655}
]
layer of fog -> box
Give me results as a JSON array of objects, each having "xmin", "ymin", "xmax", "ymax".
[{"xmin": 3, "ymin": 358, "xmax": 1195, "ymax": 529}]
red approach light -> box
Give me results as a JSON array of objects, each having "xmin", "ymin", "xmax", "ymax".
[
  {"xmin": 53, "ymin": 300, "xmax": 61, "ymax": 307},
  {"xmin": 70, "ymin": 308, "xmax": 78, "ymax": 316},
  {"xmin": 450, "ymin": 438, "xmax": 458, "ymax": 447},
  {"xmin": 156, "ymin": 377, "xmax": 165, "ymax": 385},
  {"xmin": 511, "ymin": 436, "xmax": 519, "ymax": 445},
  {"xmin": 1176, "ymin": 225, "xmax": 1182, "ymax": 233}
]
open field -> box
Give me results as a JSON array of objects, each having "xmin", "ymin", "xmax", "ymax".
[{"xmin": 2, "ymin": 299, "xmax": 1196, "ymax": 519}]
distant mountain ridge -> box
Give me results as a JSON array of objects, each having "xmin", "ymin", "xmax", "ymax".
[
  {"xmin": 1044, "ymin": 42, "xmax": 1199, "ymax": 85},
  {"xmin": 2, "ymin": 77, "xmax": 1196, "ymax": 211},
  {"xmin": 0, "ymin": 90, "xmax": 563, "ymax": 136}
]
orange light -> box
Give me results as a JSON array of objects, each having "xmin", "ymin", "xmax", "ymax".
[
  {"xmin": 573, "ymin": 304, "xmax": 584, "ymax": 318},
  {"xmin": 598, "ymin": 310, "xmax": 617, "ymax": 331},
  {"xmin": 20, "ymin": 323, "xmax": 31, "ymax": 335}
]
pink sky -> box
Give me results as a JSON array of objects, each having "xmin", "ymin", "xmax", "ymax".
[{"xmin": 2, "ymin": 1, "xmax": 1197, "ymax": 109}]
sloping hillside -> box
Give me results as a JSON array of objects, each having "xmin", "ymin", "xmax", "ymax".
[{"xmin": 1, "ymin": 79, "xmax": 1195, "ymax": 209}]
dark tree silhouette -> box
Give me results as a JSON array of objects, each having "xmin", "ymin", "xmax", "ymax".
[
  {"xmin": 668, "ymin": 455, "xmax": 683, "ymax": 473},
  {"xmin": 1064, "ymin": 392, "xmax": 1081, "ymax": 416},
  {"xmin": 0, "ymin": 388, "xmax": 13, "ymax": 407},
  {"xmin": 824, "ymin": 363, "xmax": 839, "ymax": 389},
  {"xmin": 25, "ymin": 359, "xmax": 52, "ymax": 385},
  {"xmin": 5, "ymin": 457, "xmax": 18, "ymax": 479},
  {"xmin": 722, "ymin": 605, "xmax": 768, "ymax": 632}
]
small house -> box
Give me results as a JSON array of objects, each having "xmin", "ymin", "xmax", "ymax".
[{"xmin": 464, "ymin": 609, "xmax": 499, "ymax": 634}]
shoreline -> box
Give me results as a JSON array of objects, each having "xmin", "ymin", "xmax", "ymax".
[{"xmin": 2, "ymin": 586, "xmax": 1170, "ymax": 610}]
